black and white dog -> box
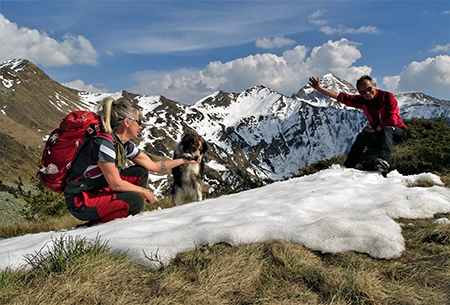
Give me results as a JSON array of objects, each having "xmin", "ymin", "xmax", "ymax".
[{"xmin": 171, "ymin": 134, "xmax": 208, "ymax": 206}]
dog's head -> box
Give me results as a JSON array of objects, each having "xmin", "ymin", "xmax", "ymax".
[{"xmin": 181, "ymin": 134, "xmax": 208, "ymax": 161}]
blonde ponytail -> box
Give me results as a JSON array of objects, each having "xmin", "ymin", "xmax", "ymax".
[{"xmin": 100, "ymin": 98, "xmax": 114, "ymax": 134}]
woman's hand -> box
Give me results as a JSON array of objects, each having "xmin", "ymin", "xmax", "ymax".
[
  {"xmin": 184, "ymin": 156, "xmax": 202, "ymax": 164},
  {"xmin": 142, "ymin": 188, "xmax": 156, "ymax": 204}
]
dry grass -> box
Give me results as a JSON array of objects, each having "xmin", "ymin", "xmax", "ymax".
[
  {"xmin": 1, "ymin": 212, "xmax": 449, "ymax": 305},
  {"xmin": 0, "ymin": 197, "xmax": 172, "ymax": 239},
  {"xmin": 0, "ymin": 214, "xmax": 82, "ymax": 239}
]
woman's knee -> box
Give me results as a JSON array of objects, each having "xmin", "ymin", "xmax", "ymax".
[
  {"xmin": 129, "ymin": 195, "xmax": 145, "ymax": 216},
  {"xmin": 116, "ymin": 191, "xmax": 145, "ymax": 216},
  {"xmin": 121, "ymin": 165, "xmax": 148, "ymax": 187}
]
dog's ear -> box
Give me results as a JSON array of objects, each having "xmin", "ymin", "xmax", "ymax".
[
  {"xmin": 201, "ymin": 140, "xmax": 208, "ymax": 154},
  {"xmin": 181, "ymin": 134, "xmax": 191, "ymax": 152}
]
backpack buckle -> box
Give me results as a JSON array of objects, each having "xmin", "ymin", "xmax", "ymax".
[
  {"xmin": 50, "ymin": 133, "xmax": 59, "ymax": 143},
  {"xmin": 87, "ymin": 123, "xmax": 101, "ymax": 134}
]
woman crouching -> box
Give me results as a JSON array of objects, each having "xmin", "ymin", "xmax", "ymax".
[{"xmin": 64, "ymin": 97, "xmax": 200, "ymax": 226}]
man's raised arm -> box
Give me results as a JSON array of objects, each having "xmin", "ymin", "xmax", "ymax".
[{"xmin": 308, "ymin": 76, "xmax": 340, "ymax": 100}]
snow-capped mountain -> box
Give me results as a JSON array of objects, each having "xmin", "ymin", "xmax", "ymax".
[
  {"xmin": 291, "ymin": 73, "xmax": 357, "ymax": 108},
  {"xmin": 292, "ymin": 74, "xmax": 450, "ymax": 125},
  {"xmin": 1, "ymin": 59, "xmax": 450, "ymax": 197},
  {"xmin": 76, "ymin": 75, "xmax": 450, "ymax": 197}
]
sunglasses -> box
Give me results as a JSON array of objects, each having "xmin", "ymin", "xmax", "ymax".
[
  {"xmin": 128, "ymin": 118, "xmax": 143, "ymax": 126},
  {"xmin": 359, "ymin": 86, "xmax": 373, "ymax": 95}
]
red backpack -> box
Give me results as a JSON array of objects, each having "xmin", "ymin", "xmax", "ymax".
[{"xmin": 38, "ymin": 111, "xmax": 110, "ymax": 193}]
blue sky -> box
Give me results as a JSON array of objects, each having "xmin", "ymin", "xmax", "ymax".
[{"xmin": 1, "ymin": 1, "xmax": 449, "ymax": 104}]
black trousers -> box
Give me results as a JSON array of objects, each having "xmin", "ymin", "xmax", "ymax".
[
  {"xmin": 117, "ymin": 165, "xmax": 149, "ymax": 216},
  {"xmin": 344, "ymin": 126, "xmax": 406, "ymax": 168}
]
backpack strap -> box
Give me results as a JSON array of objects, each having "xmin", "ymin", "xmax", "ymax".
[
  {"xmin": 80, "ymin": 132, "xmax": 115, "ymax": 180},
  {"xmin": 94, "ymin": 132, "xmax": 114, "ymax": 142},
  {"xmin": 65, "ymin": 132, "xmax": 115, "ymax": 190}
]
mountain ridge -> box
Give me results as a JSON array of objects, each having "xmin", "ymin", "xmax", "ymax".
[{"xmin": 1, "ymin": 58, "xmax": 449, "ymax": 198}]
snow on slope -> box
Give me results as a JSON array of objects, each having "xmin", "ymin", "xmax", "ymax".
[{"xmin": 1, "ymin": 166, "xmax": 449, "ymax": 271}]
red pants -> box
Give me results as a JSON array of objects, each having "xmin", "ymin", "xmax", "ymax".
[{"xmin": 66, "ymin": 166, "xmax": 148, "ymax": 224}]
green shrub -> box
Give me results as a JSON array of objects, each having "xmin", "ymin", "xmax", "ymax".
[
  {"xmin": 15, "ymin": 179, "xmax": 68, "ymax": 220},
  {"xmin": 392, "ymin": 116, "xmax": 450, "ymax": 176},
  {"xmin": 289, "ymin": 117, "xmax": 450, "ymax": 183}
]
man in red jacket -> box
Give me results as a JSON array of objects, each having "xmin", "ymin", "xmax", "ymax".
[{"xmin": 308, "ymin": 75, "xmax": 406, "ymax": 175}]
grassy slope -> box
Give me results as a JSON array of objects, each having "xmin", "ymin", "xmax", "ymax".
[
  {"xmin": 0, "ymin": 216, "xmax": 449, "ymax": 305},
  {"xmin": 0, "ymin": 60, "xmax": 85, "ymax": 183},
  {"xmin": 1, "ymin": 118, "xmax": 449, "ymax": 304}
]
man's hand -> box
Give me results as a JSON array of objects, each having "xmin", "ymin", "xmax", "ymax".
[
  {"xmin": 308, "ymin": 76, "xmax": 321, "ymax": 90},
  {"xmin": 362, "ymin": 126, "xmax": 376, "ymax": 133},
  {"xmin": 308, "ymin": 76, "xmax": 340, "ymax": 100}
]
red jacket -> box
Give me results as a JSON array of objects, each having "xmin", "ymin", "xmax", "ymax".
[{"xmin": 337, "ymin": 89, "xmax": 406, "ymax": 129}]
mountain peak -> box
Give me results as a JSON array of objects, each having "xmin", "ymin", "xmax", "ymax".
[
  {"xmin": 194, "ymin": 90, "xmax": 237, "ymax": 109},
  {"xmin": 396, "ymin": 92, "xmax": 450, "ymax": 105},
  {"xmin": 0, "ymin": 58, "xmax": 30, "ymax": 72},
  {"xmin": 291, "ymin": 74, "xmax": 357, "ymax": 108},
  {"xmin": 245, "ymin": 84, "xmax": 268, "ymax": 91},
  {"xmin": 318, "ymin": 73, "xmax": 356, "ymax": 92}
]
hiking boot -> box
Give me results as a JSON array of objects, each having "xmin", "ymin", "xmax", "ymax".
[
  {"xmin": 374, "ymin": 158, "xmax": 390, "ymax": 175},
  {"xmin": 355, "ymin": 163, "xmax": 364, "ymax": 170}
]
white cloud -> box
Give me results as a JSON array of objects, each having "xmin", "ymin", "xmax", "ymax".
[
  {"xmin": 62, "ymin": 79, "xmax": 107, "ymax": 93},
  {"xmin": 308, "ymin": 9, "xmax": 328, "ymax": 26},
  {"xmin": 320, "ymin": 25, "xmax": 379, "ymax": 35},
  {"xmin": 255, "ymin": 36, "xmax": 296, "ymax": 49},
  {"xmin": 0, "ymin": 14, "xmax": 99, "ymax": 67},
  {"xmin": 382, "ymin": 76, "xmax": 401, "ymax": 91},
  {"xmin": 383, "ymin": 55, "xmax": 450, "ymax": 93},
  {"xmin": 431, "ymin": 43, "xmax": 450, "ymax": 53},
  {"xmin": 129, "ymin": 39, "xmax": 371, "ymax": 104},
  {"xmin": 308, "ymin": 9, "xmax": 379, "ymax": 36},
  {"xmin": 306, "ymin": 39, "xmax": 371, "ymax": 85}
]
